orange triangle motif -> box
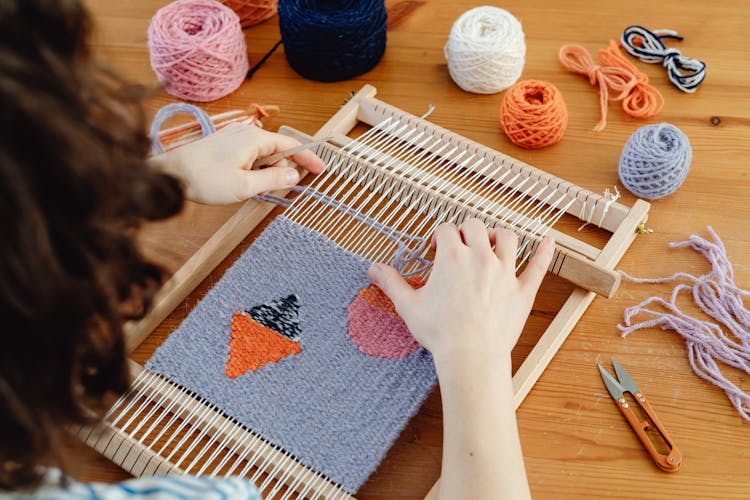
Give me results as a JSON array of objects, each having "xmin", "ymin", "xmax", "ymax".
[{"xmin": 225, "ymin": 312, "xmax": 301, "ymax": 379}]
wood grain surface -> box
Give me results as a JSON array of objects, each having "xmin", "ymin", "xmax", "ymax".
[{"xmin": 64, "ymin": 1, "xmax": 750, "ymax": 498}]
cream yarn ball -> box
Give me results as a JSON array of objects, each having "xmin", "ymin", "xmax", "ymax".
[{"xmin": 444, "ymin": 6, "xmax": 526, "ymax": 94}]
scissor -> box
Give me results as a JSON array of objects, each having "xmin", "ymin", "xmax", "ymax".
[{"xmin": 598, "ymin": 358, "xmax": 683, "ymax": 472}]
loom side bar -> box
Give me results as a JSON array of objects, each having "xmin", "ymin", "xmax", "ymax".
[
  {"xmin": 512, "ymin": 199, "xmax": 649, "ymax": 403},
  {"xmin": 123, "ymin": 198, "xmax": 280, "ymax": 353},
  {"xmin": 314, "ymin": 85, "xmax": 377, "ymax": 140},
  {"xmin": 425, "ymin": 200, "xmax": 650, "ymax": 500},
  {"xmin": 355, "ymin": 94, "xmax": 628, "ymax": 233}
]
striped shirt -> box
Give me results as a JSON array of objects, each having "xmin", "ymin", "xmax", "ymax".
[{"xmin": 4, "ymin": 469, "xmax": 261, "ymax": 499}]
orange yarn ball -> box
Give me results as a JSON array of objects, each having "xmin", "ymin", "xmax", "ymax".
[
  {"xmin": 220, "ymin": 0, "xmax": 277, "ymax": 27},
  {"xmin": 499, "ymin": 80, "xmax": 568, "ymax": 149}
]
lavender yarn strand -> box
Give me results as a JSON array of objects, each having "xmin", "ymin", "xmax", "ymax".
[
  {"xmin": 619, "ymin": 227, "xmax": 750, "ymax": 421},
  {"xmin": 618, "ymin": 123, "xmax": 691, "ymax": 200},
  {"xmin": 149, "ymin": 102, "xmax": 216, "ymax": 156}
]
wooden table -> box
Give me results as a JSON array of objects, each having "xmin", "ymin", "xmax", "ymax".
[{"xmin": 70, "ymin": 1, "xmax": 750, "ymax": 498}]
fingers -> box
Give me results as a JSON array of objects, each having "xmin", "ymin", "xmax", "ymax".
[
  {"xmin": 490, "ymin": 227, "xmax": 518, "ymax": 263},
  {"xmin": 246, "ymin": 128, "xmax": 326, "ymax": 174},
  {"xmin": 368, "ymin": 263, "xmax": 414, "ymax": 311},
  {"xmin": 519, "ymin": 237, "xmax": 555, "ymax": 294},
  {"xmin": 289, "ymin": 149, "xmax": 326, "ymax": 174},
  {"xmin": 459, "ymin": 218, "xmax": 491, "ymax": 250},
  {"xmin": 237, "ymin": 167, "xmax": 300, "ymax": 199},
  {"xmin": 431, "ymin": 223, "xmax": 461, "ymax": 256}
]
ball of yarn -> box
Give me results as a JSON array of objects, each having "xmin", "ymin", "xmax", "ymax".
[
  {"xmin": 220, "ymin": 0, "xmax": 277, "ymax": 27},
  {"xmin": 500, "ymin": 80, "xmax": 568, "ymax": 149},
  {"xmin": 444, "ymin": 6, "xmax": 525, "ymax": 94},
  {"xmin": 278, "ymin": 0, "xmax": 387, "ymax": 82},
  {"xmin": 618, "ymin": 123, "xmax": 692, "ymax": 200},
  {"xmin": 148, "ymin": 0, "xmax": 249, "ymax": 102}
]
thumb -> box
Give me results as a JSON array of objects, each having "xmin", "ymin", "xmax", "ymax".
[
  {"xmin": 239, "ymin": 167, "xmax": 300, "ymax": 198},
  {"xmin": 368, "ymin": 263, "xmax": 414, "ymax": 311}
]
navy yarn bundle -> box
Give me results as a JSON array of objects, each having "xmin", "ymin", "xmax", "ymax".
[{"xmin": 278, "ymin": 0, "xmax": 387, "ymax": 82}]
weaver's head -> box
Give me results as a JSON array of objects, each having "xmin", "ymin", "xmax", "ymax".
[{"xmin": 0, "ymin": 0, "xmax": 183, "ymax": 489}]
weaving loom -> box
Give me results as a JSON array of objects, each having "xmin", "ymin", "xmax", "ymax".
[{"xmin": 76, "ymin": 85, "xmax": 650, "ymax": 499}]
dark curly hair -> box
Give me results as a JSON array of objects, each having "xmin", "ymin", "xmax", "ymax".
[{"xmin": 0, "ymin": 0, "xmax": 184, "ymax": 489}]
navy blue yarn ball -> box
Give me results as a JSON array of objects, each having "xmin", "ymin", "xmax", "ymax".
[{"xmin": 278, "ymin": 0, "xmax": 387, "ymax": 82}]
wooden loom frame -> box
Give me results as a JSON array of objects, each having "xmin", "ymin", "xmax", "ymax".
[{"xmin": 80, "ymin": 84, "xmax": 650, "ymax": 499}]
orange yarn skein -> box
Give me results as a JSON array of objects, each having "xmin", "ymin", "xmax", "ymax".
[
  {"xmin": 220, "ymin": 0, "xmax": 277, "ymax": 27},
  {"xmin": 598, "ymin": 40, "xmax": 664, "ymax": 119},
  {"xmin": 559, "ymin": 45, "xmax": 636, "ymax": 132},
  {"xmin": 499, "ymin": 80, "xmax": 568, "ymax": 149}
]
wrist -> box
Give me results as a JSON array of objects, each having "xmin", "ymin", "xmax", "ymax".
[{"xmin": 433, "ymin": 348, "xmax": 514, "ymax": 398}]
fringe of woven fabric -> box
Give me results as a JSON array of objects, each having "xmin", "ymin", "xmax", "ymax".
[{"xmin": 618, "ymin": 226, "xmax": 750, "ymax": 422}]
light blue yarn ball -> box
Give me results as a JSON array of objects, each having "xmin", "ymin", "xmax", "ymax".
[{"xmin": 618, "ymin": 123, "xmax": 692, "ymax": 200}]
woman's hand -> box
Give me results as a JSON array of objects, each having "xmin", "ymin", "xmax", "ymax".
[
  {"xmin": 368, "ymin": 219, "xmax": 554, "ymax": 500},
  {"xmin": 368, "ymin": 218, "xmax": 554, "ymax": 371},
  {"xmin": 150, "ymin": 123, "xmax": 325, "ymax": 205}
]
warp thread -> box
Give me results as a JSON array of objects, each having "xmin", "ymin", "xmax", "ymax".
[
  {"xmin": 148, "ymin": 0, "xmax": 249, "ymax": 102},
  {"xmin": 444, "ymin": 6, "xmax": 525, "ymax": 94},
  {"xmin": 618, "ymin": 123, "xmax": 692, "ymax": 200},
  {"xmin": 598, "ymin": 40, "xmax": 664, "ymax": 119},
  {"xmin": 621, "ymin": 25, "xmax": 707, "ymax": 93},
  {"xmin": 256, "ymin": 188, "xmax": 432, "ymax": 277},
  {"xmin": 619, "ymin": 227, "xmax": 750, "ymax": 422},
  {"xmin": 147, "ymin": 102, "xmax": 432, "ymax": 276},
  {"xmin": 577, "ymin": 186, "xmax": 620, "ymax": 231},
  {"xmin": 499, "ymin": 80, "xmax": 568, "ymax": 149},
  {"xmin": 220, "ymin": 0, "xmax": 277, "ymax": 27},
  {"xmin": 277, "ymin": 0, "xmax": 387, "ymax": 82},
  {"xmin": 559, "ymin": 44, "xmax": 636, "ymax": 132}
]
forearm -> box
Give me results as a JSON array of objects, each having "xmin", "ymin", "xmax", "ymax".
[{"xmin": 435, "ymin": 356, "xmax": 531, "ymax": 500}]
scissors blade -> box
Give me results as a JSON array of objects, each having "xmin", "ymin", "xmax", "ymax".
[
  {"xmin": 598, "ymin": 363, "xmax": 625, "ymax": 400},
  {"xmin": 252, "ymin": 136, "xmax": 331, "ymax": 168},
  {"xmin": 611, "ymin": 357, "xmax": 641, "ymax": 395}
]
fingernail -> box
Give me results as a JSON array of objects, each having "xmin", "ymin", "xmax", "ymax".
[
  {"xmin": 368, "ymin": 263, "xmax": 382, "ymax": 282},
  {"xmin": 285, "ymin": 169, "xmax": 300, "ymax": 186}
]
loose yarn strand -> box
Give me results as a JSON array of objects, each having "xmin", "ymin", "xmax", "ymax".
[
  {"xmin": 621, "ymin": 25, "xmax": 707, "ymax": 93},
  {"xmin": 598, "ymin": 40, "xmax": 664, "ymax": 119},
  {"xmin": 619, "ymin": 227, "xmax": 750, "ymax": 422},
  {"xmin": 558, "ymin": 45, "xmax": 637, "ymax": 132}
]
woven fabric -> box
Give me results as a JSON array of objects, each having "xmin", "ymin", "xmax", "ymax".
[
  {"xmin": 146, "ymin": 216, "xmax": 437, "ymax": 492},
  {"xmin": 225, "ymin": 311, "xmax": 302, "ymax": 378},
  {"xmin": 347, "ymin": 277, "xmax": 425, "ymax": 359}
]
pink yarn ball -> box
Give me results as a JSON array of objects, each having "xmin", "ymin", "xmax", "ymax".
[{"xmin": 148, "ymin": 0, "xmax": 249, "ymax": 102}]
